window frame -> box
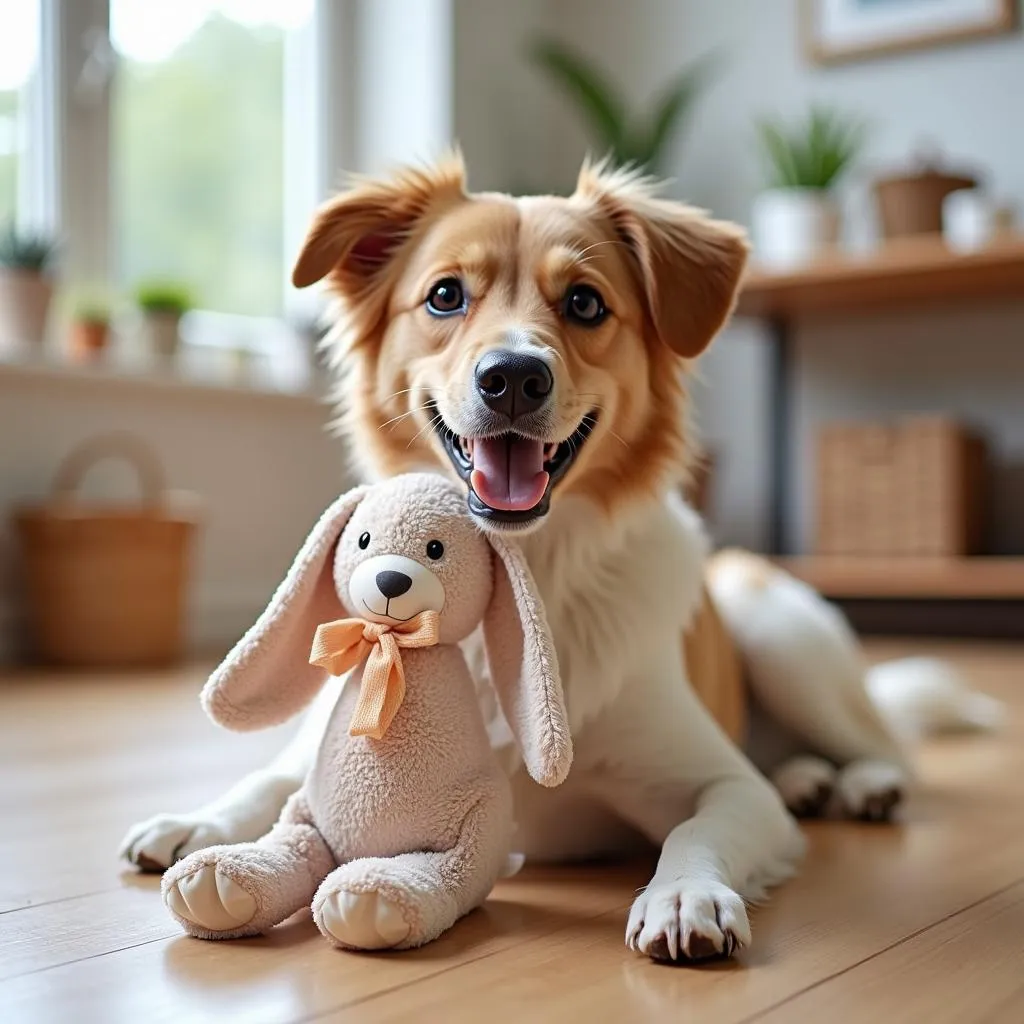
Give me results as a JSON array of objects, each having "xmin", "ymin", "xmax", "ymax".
[{"xmin": 16, "ymin": 0, "xmax": 333, "ymax": 346}]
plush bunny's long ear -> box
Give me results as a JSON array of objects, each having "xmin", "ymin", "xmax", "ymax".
[
  {"xmin": 201, "ymin": 486, "xmax": 369, "ymax": 732},
  {"xmin": 482, "ymin": 536, "xmax": 573, "ymax": 787}
]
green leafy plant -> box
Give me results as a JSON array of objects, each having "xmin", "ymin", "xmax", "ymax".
[
  {"xmin": 756, "ymin": 107, "xmax": 866, "ymax": 190},
  {"xmin": 0, "ymin": 222, "xmax": 58, "ymax": 273},
  {"xmin": 529, "ymin": 38, "xmax": 715, "ymax": 174},
  {"xmin": 71, "ymin": 295, "xmax": 113, "ymax": 326},
  {"xmin": 134, "ymin": 280, "xmax": 194, "ymax": 317}
]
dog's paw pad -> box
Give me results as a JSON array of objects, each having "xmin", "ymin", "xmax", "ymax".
[
  {"xmin": 316, "ymin": 888, "xmax": 410, "ymax": 950},
  {"xmin": 772, "ymin": 756, "xmax": 838, "ymax": 819},
  {"xmin": 626, "ymin": 881, "xmax": 749, "ymax": 964},
  {"xmin": 120, "ymin": 814, "xmax": 229, "ymax": 872},
  {"xmin": 837, "ymin": 760, "xmax": 907, "ymax": 822},
  {"xmin": 165, "ymin": 864, "xmax": 257, "ymax": 932}
]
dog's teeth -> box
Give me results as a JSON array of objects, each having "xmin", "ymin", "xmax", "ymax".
[
  {"xmin": 461, "ymin": 437, "xmax": 474, "ymax": 460},
  {"xmin": 544, "ymin": 443, "xmax": 558, "ymax": 461}
]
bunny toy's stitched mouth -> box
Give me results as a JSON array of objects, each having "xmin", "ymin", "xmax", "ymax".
[{"xmin": 428, "ymin": 401, "xmax": 599, "ymax": 528}]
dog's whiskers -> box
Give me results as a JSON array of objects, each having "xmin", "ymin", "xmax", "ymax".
[{"xmin": 406, "ymin": 413, "xmax": 443, "ymax": 450}]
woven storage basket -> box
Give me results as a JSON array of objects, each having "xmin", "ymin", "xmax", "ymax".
[
  {"xmin": 14, "ymin": 434, "xmax": 200, "ymax": 667},
  {"xmin": 816, "ymin": 416, "xmax": 987, "ymax": 557}
]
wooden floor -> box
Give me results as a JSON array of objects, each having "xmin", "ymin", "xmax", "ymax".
[{"xmin": 2, "ymin": 639, "xmax": 1023, "ymax": 1024}]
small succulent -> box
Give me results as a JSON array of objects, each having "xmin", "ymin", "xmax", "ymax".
[
  {"xmin": 756, "ymin": 107, "xmax": 866, "ymax": 190},
  {"xmin": 529, "ymin": 38, "xmax": 715, "ymax": 175},
  {"xmin": 134, "ymin": 281, "xmax": 194, "ymax": 317},
  {"xmin": 0, "ymin": 222, "xmax": 58, "ymax": 273}
]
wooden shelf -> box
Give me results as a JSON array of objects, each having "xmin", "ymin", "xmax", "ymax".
[
  {"xmin": 737, "ymin": 234, "xmax": 1024, "ymax": 318},
  {"xmin": 778, "ymin": 556, "xmax": 1024, "ymax": 600}
]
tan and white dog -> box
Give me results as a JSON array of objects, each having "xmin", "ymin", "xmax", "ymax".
[{"xmin": 122, "ymin": 156, "xmax": 994, "ymax": 963}]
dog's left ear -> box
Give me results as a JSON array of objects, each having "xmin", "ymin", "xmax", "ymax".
[
  {"xmin": 575, "ymin": 161, "xmax": 749, "ymax": 358},
  {"xmin": 292, "ymin": 151, "xmax": 467, "ymax": 291}
]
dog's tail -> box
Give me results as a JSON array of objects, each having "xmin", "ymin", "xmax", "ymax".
[
  {"xmin": 707, "ymin": 549, "xmax": 1005, "ymax": 756},
  {"xmin": 865, "ymin": 656, "xmax": 1006, "ymax": 741}
]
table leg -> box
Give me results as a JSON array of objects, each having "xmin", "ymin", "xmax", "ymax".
[{"xmin": 768, "ymin": 316, "xmax": 791, "ymax": 556}]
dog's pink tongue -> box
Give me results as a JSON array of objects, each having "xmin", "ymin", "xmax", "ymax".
[{"xmin": 470, "ymin": 436, "xmax": 549, "ymax": 512}]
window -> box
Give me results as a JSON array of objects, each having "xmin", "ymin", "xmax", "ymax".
[
  {"xmin": 110, "ymin": 0, "xmax": 314, "ymax": 318},
  {"xmin": 0, "ymin": 0, "xmax": 40, "ymax": 226}
]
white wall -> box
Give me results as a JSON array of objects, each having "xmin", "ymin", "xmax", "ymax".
[
  {"xmin": 535, "ymin": 0, "xmax": 1024, "ymax": 551},
  {"xmin": 0, "ymin": 371, "xmax": 349, "ymax": 662}
]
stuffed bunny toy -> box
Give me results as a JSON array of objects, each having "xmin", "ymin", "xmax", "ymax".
[{"xmin": 162, "ymin": 473, "xmax": 572, "ymax": 951}]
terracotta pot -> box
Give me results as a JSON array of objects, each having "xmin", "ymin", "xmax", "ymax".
[
  {"xmin": 874, "ymin": 170, "xmax": 977, "ymax": 239},
  {"xmin": 141, "ymin": 311, "xmax": 182, "ymax": 358},
  {"xmin": 0, "ymin": 269, "xmax": 54, "ymax": 348},
  {"xmin": 70, "ymin": 320, "xmax": 110, "ymax": 358}
]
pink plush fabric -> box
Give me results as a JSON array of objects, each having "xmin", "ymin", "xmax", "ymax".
[{"xmin": 162, "ymin": 473, "xmax": 572, "ymax": 950}]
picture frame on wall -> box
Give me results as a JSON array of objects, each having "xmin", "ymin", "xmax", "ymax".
[{"xmin": 803, "ymin": 0, "xmax": 1018, "ymax": 64}]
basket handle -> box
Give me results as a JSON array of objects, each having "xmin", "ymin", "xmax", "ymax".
[{"xmin": 51, "ymin": 433, "xmax": 166, "ymax": 508}]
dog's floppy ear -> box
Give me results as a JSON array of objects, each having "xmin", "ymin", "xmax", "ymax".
[
  {"xmin": 200, "ymin": 486, "xmax": 370, "ymax": 732},
  {"xmin": 291, "ymin": 153, "xmax": 467, "ymax": 291},
  {"xmin": 482, "ymin": 535, "xmax": 573, "ymax": 787},
  {"xmin": 575, "ymin": 160, "xmax": 749, "ymax": 358}
]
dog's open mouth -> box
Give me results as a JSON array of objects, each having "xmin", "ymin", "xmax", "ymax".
[{"xmin": 429, "ymin": 404, "xmax": 598, "ymax": 527}]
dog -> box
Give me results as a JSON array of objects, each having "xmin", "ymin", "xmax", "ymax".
[{"xmin": 122, "ymin": 155, "xmax": 984, "ymax": 962}]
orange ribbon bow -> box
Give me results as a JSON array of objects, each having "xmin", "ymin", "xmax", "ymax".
[{"xmin": 308, "ymin": 611, "xmax": 441, "ymax": 739}]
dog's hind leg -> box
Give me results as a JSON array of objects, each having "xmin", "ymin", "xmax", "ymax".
[
  {"xmin": 707, "ymin": 551, "xmax": 909, "ymax": 820},
  {"xmin": 120, "ymin": 674, "xmax": 341, "ymax": 871}
]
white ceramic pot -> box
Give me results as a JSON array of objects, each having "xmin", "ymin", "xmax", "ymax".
[
  {"xmin": 751, "ymin": 188, "xmax": 840, "ymax": 270},
  {"xmin": 0, "ymin": 269, "xmax": 54, "ymax": 348},
  {"xmin": 141, "ymin": 311, "xmax": 182, "ymax": 358},
  {"xmin": 942, "ymin": 188, "xmax": 997, "ymax": 254}
]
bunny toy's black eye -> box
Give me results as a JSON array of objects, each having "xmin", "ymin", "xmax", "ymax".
[
  {"xmin": 358, "ymin": 532, "xmax": 371, "ymax": 549},
  {"xmin": 426, "ymin": 539, "xmax": 444, "ymax": 560}
]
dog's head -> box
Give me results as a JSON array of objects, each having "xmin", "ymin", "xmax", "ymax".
[{"xmin": 293, "ymin": 154, "xmax": 747, "ymax": 533}]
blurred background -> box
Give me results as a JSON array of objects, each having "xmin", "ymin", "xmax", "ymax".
[{"xmin": 1, "ymin": 0, "xmax": 1022, "ymax": 669}]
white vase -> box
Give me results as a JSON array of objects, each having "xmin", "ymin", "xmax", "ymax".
[
  {"xmin": 751, "ymin": 188, "xmax": 840, "ymax": 270},
  {"xmin": 0, "ymin": 269, "xmax": 54, "ymax": 349},
  {"xmin": 141, "ymin": 311, "xmax": 182, "ymax": 359}
]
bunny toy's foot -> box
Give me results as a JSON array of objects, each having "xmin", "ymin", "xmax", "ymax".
[
  {"xmin": 313, "ymin": 854, "xmax": 473, "ymax": 952},
  {"xmin": 163, "ymin": 850, "xmax": 261, "ymax": 939}
]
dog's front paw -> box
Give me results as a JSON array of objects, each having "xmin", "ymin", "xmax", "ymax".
[
  {"xmin": 120, "ymin": 813, "xmax": 230, "ymax": 872},
  {"xmin": 626, "ymin": 880, "xmax": 750, "ymax": 963}
]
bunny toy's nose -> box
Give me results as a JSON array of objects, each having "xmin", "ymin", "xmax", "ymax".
[{"xmin": 375, "ymin": 570, "xmax": 412, "ymax": 600}]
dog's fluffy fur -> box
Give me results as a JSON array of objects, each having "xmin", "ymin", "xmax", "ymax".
[{"xmin": 122, "ymin": 156, "xmax": 996, "ymax": 962}]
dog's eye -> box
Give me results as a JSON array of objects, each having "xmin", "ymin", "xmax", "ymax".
[
  {"xmin": 426, "ymin": 539, "xmax": 445, "ymax": 560},
  {"xmin": 358, "ymin": 532, "xmax": 371, "ymax": 549},
  {"xmin": 563, "ymin": 284, "xmax": 607, "ymax": 326},
  {"xmin": 426, "ymin": 278, "xmax": 466, "ymax": 317}
]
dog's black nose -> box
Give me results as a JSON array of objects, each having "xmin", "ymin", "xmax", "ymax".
[
  {"xmin": 375, "ymin": 570, "xmax": 412, "ymax": 600},
  {"xmin": 475, "ymin": 351, "xmax": 553, "ymax": 422}
]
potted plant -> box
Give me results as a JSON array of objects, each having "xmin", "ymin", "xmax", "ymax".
[
  {"xmin": 529, "ymin": 39, "xmax": 714, "ymax": 175},
  {"xmin": 752, "ymin": 107, "xmax": 865, "ymax": 269},
  {"xmin": 0, "ymin": 223, "xmax": 58, "ymax": 349},
  {"xmin": 69, "ymin": 295, "xmax": 113, "ymax": 359},
  {"xmin": 134, "ymin": 281, "xmax": 193, "ymax": 359}
]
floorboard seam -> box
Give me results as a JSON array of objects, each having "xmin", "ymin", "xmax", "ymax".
[
  {"xmin": 293, "ymin": 899, "xmax": 637, "ymax": 1023},
  {"xmin": 0, "ymin": 933, "xmax": 178, "ymax": 983},
  {"xmin": 735, "ymin": 874, "xmax": 1024, "ymax": 1024}
]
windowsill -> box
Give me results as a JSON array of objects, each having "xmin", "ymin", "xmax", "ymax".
[{"xmin": 0, "ymin": 345, "xmax": 329, "ymax": 408}]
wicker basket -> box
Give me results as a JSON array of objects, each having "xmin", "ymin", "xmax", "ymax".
[
  {"xmin": 13, "ymin": 434, "xmax": 200, "ymax": 667},
  {"xmin": 816, "ymin": 417, "xmax": 987, "ymax": 557}
]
